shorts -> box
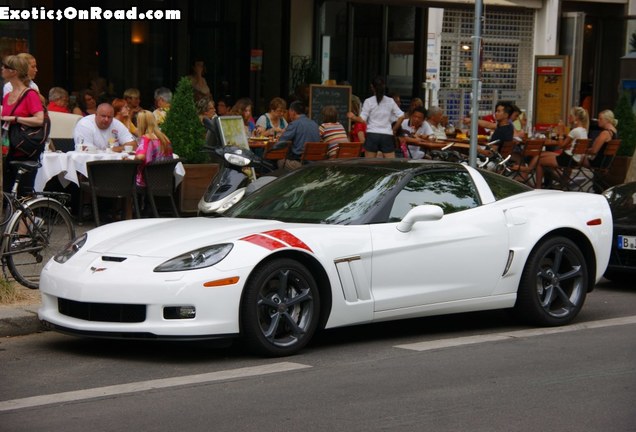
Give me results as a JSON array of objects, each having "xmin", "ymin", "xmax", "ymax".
[
  {"xmin": 365, "ymin": 133, "xmax": 396, "ymax": 154},
  {"xmin": 556, "ymin": 152, "xmax": 573, "ymax": 166}
]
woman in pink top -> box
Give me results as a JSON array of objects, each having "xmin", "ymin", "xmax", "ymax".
[
  {"xmin": 134, "ymin": 110, "xmax": 173, "ymax": 187},
  {"xmin": 1, "ymin": 54, "xmax": 45, "ymax": 196}
]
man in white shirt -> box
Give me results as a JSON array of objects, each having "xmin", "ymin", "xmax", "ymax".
[{"xmin": 73, "ymin": 103, "xmax": 136, "ymax": 152}]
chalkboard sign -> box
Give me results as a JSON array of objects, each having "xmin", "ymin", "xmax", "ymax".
[{"xmin": 309, "ymin": 84, "xmax": 352, "ymax": 130}]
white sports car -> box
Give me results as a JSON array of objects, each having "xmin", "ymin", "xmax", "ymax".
[{"xmin": 39, "ymin": 159, "xmax": 612, "ymax": 356}]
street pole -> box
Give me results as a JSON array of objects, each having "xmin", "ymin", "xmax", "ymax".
[{"xmin": 468, "ymin": 0, "xmax": 483, "ymax": 168}]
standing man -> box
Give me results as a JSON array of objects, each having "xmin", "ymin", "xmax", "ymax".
[
  {"xmin": 73, "ymin": 103, "xmax": 136, "ymax": 152},
  {"xmin": 277, "ymin": 101, "xmax": 320, "ymax": 170}
]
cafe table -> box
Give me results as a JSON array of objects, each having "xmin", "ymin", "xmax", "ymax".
[{"xmin": 34, "ymin": 150, "xmax": 186, "ymax": 192}]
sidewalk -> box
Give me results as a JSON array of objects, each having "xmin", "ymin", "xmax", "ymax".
[{"xmin": 0, "ymin": 221, "xmax": 94, "ymax": 338}]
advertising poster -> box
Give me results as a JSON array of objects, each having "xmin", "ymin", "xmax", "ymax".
[{"xmin": 533, "ymin": 56, "xmax": 569, "ymax": 131}]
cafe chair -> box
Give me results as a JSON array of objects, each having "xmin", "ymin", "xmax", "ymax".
[
  {"xmin": 335, "ymin": 142, "xmax": 362, "ymax": 158},
  {"xmin": 301, "ymin": 142, "xmax": 329, "ymax": 163},
  {"xmin": 143, "ymin": 159, "xmax": 181, "ymax": 218},
  {"xmin": 583, "ymin": 139, "xmax": 621, "ymax": 193},
  {"xmin": 552, "ymin": 139, "xmax": 590, "ymax": 191},
  {"xmin": 84, "ymin": 160, "xmax": 141, "ymax": 226},
  {"xmin": 48, "ymin": 111, "xmax": 82, "ymax": 152},
  {"xmin": 263, "ymin": 140, "xmax": 290, "ymax": 161},
  {"xmin": 508, "ymin": 139, "xmax": 543, "ymax": 187}
]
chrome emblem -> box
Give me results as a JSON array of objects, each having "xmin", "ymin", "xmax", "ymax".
[{"xmin": 90, "ymin": 266, "xmax": 107, "ymax": 273}]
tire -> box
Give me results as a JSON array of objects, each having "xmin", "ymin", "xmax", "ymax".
[
  {"xmin": 241, "ymin": 258, "xmax": 320, "ymax": 356},
  {"xmin": 515, "ymin": 236, "xmax": 588, "ymax": 326},
  {"xmin": 6, "ymin": 199, "xmax": 75, "ymax": 289}
]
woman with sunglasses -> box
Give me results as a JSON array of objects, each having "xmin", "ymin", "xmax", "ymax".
[{"xmin": 1, "ymin": 55, "xmax": 45, "ymax": 196}]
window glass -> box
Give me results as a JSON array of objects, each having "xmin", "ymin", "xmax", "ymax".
[
  {"xmin": 479, "ymin": 169, "xmax": 532, "ymax": 200},
  {"xmin": 389, "ymin": 171, "xmax": 479, "ymax": 222},
  {"xmin": 227, "ymin": 165, "xmax": 403, "ymax": 224}
]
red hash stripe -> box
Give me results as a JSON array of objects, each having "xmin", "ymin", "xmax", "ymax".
[
  {"xmin": 263, "ymin": 230, "xmax": 313, "ymax": 252},
  {"xmin": 240, "ymin": 234, "xmax": 286, "ymax": 251}
]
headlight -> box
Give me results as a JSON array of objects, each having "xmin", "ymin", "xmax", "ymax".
[
  {"xmin": 54, "ymin": 233, "xmax": 88, "ymax": 264},
  {"xmin": 154, "ymin": 243, "xmax": 233, "ymax": 272},
  {"xmin": 224, "ymin": 152, "xmax": 251, "ymax": 167}
]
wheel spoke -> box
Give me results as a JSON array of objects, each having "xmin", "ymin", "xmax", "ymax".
[
  {"xmin": 262, "ymin": 312, "xmax": 282, "ymax": 340},
  {"xmin": 554, "ymin": 286, "xmax": 576, "ymax": 310},
  {"xmin": 551, "ymin": 246, "xmax": 564, "ymax": 272},
  {"xmin": 558, "ymin": 265, "xmax": 582, "ymax": 281},
  {"xmin": 257, "ymin": 295, "xmax": 278, "ymax": 308},
  {"xmin": 281, "ymin": 312, "xmax": 304, "ymax": 336},
  {"xmin": 276, "ymin": 270, "xmax": 290, "ymax": 298},
  {"xmin": 540, "ymin": 285, "xmax": 555, "ymax": 308},
  {"xmin": 285, "ymin": 288, "xmax": 312, "ymax": 307}
]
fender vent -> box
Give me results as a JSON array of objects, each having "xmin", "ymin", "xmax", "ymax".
[{"xmin": 102, "ymin": 256, "xmax": 127, "ymax": 262}]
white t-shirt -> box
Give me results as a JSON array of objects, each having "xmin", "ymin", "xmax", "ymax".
[
  {"xmin": 3, "ymin": 81, "xmax": 39, "ymax": 97},
  {"xmin": 566, "ymin": 126, "xmax": 588, "ymax": 162},
  {"xmin": 360, "ymin": 96, "xmax": 404, "ymax": 135},
  {"xmin": 73, "ymin": 115, "xmax": 135, "ymax": 150},
  {"xmin": 426, "ymin": 122, "xmax": 447, "ymax": 140}
]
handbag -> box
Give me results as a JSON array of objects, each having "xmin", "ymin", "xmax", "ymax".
[{"xmin": 8, "ymin": 89, "xmax": 51, "ymax": 158}]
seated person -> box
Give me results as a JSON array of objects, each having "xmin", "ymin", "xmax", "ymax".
[
  {"xmin": 134, "ymin": 110, "xmax": 173, "ymax": 187},
  {"xmin": 47, "ymin": 87, "xmax": 70, "ymax": 113},
  {"xmin": 397, "ymin": 107, "xmax": 432, "ymax": 159},
  {"xmin": 585, "ymin": 109, "xmax": 618, "ymax": 168},
  {"xmin": 425, "ymin": 106, "xmax": 448, "ymax": 140},
  {"xmin": 112, "ymin": 98, "xmax": 138, "ymax": 136},
  {"xmin": 318, "ymin": 105, "xmax": 349, "ymax": 158},
  {"xmin": 255, "ymin": 97, "xmax": 288, "ymax": 138},
  {"xmin": 123, "ymin": 88, "xmax": 144, "ymax": 126},
  {"xmin": 152, "ymin": 87, "xmax": 172, "ymax": 126},
  {"xmin": 73, "ymin": 103, "xmax": 136, "ymax": 152},
  {"xmin": 277, "ymin": 101, "xmax": 321, "ymax": 170}
]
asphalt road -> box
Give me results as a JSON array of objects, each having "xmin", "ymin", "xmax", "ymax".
[{"xmin": 1, "ymin": 279, "xmax": 634, "ymax": 432}]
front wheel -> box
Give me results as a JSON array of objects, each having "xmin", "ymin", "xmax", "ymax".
[
  {"xmin": 5, "ymin": 199, "xmax": 75, "ymax": 289},
  {"xmin": 241, "ymin": 258, "xmax": 320, "ymax": 356},
  {"xmin": 515, "ymin": 236, "xmax": 588, "ymax": 326}
]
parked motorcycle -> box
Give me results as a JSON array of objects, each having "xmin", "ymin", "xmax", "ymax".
[{"xmin": 197, "ymin": 117, "xmax": 285, "ymax": 215}]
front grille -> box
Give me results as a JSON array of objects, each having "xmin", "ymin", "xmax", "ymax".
[{"xmin": 58, "ymin": 298, "xmax": 146, "ymax": 323}]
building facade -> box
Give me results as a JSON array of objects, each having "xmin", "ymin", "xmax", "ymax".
[{"xmin": 1, "ymin": 0, "xmax": 633, "ymax": 124}]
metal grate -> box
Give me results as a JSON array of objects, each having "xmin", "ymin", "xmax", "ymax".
[{"xmin": 439, "ymin": 8, "xmax": 534, "ymax": 125}]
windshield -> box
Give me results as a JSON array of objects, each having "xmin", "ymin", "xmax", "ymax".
[{"xmin": 226, "ymin": 165, "xmax": 403, "ymax": 224}]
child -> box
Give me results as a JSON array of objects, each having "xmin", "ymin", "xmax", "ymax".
[{"xmin": 134, "ymin": 110, "xmax": 173, "ymax": 187}]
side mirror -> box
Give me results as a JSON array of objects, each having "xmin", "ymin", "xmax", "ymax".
[{"xmin": 396, "ymin": 204, "xmax": 443, "ymax": 233}]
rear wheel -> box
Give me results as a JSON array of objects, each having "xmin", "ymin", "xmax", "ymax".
[
  {"xmin": 6, "ymin": 199, "xmax": 75, "ymax": 289},
  {"xmin": 241, "ymin": 258, "xmax": 320, "ymax": 356},
  {"xmin": 515, "ymin": 236, "xmax": 588, "ymax": 326}
]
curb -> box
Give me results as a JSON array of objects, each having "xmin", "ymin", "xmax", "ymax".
[{"xmin": 0, "ymin": 304, "xmax": 45, "ymax": 338}]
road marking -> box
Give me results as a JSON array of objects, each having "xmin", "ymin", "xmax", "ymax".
[
  {"xmin": 0, "ymin": 361, "xmax": 311, "ymax": 412},
  {"xmin": 395, "ymin": 315, "xmax": 636, "ymax": 352}
]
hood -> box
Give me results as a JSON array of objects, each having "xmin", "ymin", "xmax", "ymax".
[{"xmin": 86, "ymin": 217, "xmax": 284, "ymax": 257}]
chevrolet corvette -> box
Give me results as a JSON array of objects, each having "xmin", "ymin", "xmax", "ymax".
[{"xmin": 39, "ymin": 159, "xmax": 613, "ymax": 356}]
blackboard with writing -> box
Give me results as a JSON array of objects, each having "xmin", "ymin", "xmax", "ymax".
[{"xmin": 309, "ymin": 84, "xmax": 352, "ymax": 130}]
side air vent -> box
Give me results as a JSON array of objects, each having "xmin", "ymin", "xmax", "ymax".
[{"xmin": 102, "ymin": 256, "xmax": 127, "ymax": 262}]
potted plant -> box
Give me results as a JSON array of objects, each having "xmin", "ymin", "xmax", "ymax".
[
  {"xmin": 162, "ymin": 77, "xmax": 218, "ymax": 213},
  {"xmin": 612, "ymin": 92, "xmax": 636, "ymax": 184}
]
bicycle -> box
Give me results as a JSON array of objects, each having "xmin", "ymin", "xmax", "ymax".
[{"xmin": 1, "ymin": 160, "xmax": 75, "ymax": 289}]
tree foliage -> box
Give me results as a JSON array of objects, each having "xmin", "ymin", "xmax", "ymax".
[
  {"xmin": 161, "ymin": 77, "xmax": 207, "ymax": 164},
  {"xmin": 615, "ymin": 92, "xmax": 636, "ymax": 157}
]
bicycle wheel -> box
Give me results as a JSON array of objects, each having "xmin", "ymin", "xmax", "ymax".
[
  {"xmin": 0, "ymin": 192, "xmax": 14, "ymax": 227},
  {"xmin": 6, "ymin": 198, "xmax": 75, "ymax": 289}
]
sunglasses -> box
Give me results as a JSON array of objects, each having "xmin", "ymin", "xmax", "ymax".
[{"xmin": 2, "ymin": 63, "xmax": 15, "ymax": 70}]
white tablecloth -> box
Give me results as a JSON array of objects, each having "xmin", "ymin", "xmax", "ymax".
[{"xmin": 34, "ymin": 151, "xmax": 186, "ymax": 192}]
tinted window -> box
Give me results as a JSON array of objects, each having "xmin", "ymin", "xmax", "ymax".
[
  {"xmin": 479, "ymin": 169, "xmax": 532, "ymax": 200},
  {"xmin": 388, "ymin": 171, "xmax": 480, "ymax": 221},
  {"xmin": 227, "ymin": 165, "xmax": 403, "ymax": 224}
]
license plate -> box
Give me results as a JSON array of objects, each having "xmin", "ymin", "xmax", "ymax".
[{"xmin": 617, "ymin": 235, "xmax": 636, "ymax": 250}]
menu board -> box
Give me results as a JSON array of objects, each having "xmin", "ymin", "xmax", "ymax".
[
  {"xmin": 309, "ymin": 84, "xmax": 351, "ymax": 130},
  {"xmin": 533, "ymin": 56, "xmax": 569, "ymax": 132}
]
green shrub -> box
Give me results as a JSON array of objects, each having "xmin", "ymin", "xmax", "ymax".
[
  {"xmin": 615, "ymin": 92, "xmax": 636, "ymax": 157},
  {"xmin": 161, "ymin": 77, "xmax": 208, "ymax": 164}
]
